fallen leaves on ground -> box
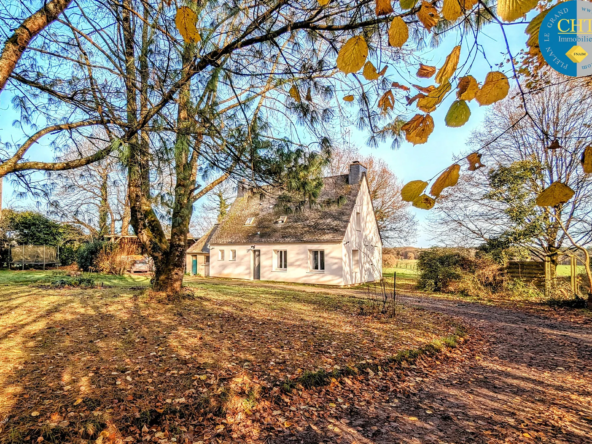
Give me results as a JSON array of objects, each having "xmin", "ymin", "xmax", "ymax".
[{"xmin": 0, "ymin": 274, "xmax": 457, "ymax": 443}]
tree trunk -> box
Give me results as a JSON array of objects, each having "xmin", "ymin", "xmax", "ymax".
[
  {"xmin": 152, "ymin": 240, "xmax": 188, "ymax": 294},
  {"xmin": 121, "ymin": 197, "xmax": 131, "ymax": 236},
  {"xmin": 121, "ymin": 1, "xmax": 196, "ymax": 297},
  {"xmin": 547, "ymin": 245, "xmax": 559, "ymax": 278},
  {"xmin": 98, "ymin": 172, "xmax": 109, "ymax": 236}
]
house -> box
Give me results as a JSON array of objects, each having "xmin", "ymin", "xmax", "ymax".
[
  {"xmin": 187, "ymin": 161, "xmax": 382, "ymax": 285},
  {"xmin": 185, "ymin": 226, "xmax": 218, "ymax": 276}
]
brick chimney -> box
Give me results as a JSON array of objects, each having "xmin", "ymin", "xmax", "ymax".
[
  {"xmin": 348, "ymin": 161, "xmax": 367, "ymax": 185},
  {"xmin": 237, "ymin": 179, "xmax": 249, "ymax": 198}
]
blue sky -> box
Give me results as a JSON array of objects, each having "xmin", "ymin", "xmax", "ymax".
[{"xmin": 0, "ymin": 17, "xmax": 529, "ymax": 247}]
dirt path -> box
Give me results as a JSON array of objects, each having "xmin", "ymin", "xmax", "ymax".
[
  {"xmin": 270, "ymin": 295, "xmax": 592, "ymax": 443},
  {"xmin": 196, "ymin": 279, "xmax": 592, "ymax": 442}
]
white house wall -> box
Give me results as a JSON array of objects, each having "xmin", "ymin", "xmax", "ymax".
[
  {"xmin": 341, "ymin": 177, "xmax": 383, "ymax": 285},
  {"xmin": 209, "ymin": 242, "xmax": 344, "ymax": 285}
]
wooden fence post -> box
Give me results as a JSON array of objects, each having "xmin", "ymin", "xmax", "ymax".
[
  {"xmin": 544, "ymin": 256, "xmax": 551, "ymax": 297},
  {"xmin": 570, "ymin": 255, "xmax": 577, "ymax": 297}
]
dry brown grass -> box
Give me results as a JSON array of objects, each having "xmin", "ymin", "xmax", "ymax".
[{"xmin": 0, "ymin": 271, "xmax": 456, "ymax": 443}]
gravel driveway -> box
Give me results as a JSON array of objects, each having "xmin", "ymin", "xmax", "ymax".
[
  {"xmin": 195, "ymin": 279, "xmax": 592, "ymax": 443},
  {"xmin": 273, "ymin": 293, "xmax": 592, "ymax": 443}
]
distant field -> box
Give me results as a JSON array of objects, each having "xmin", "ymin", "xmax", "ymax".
[
  {"xmin": 385, "ymin": 263, "xmax": 587, "ymax": 279},
  {"xmin": 383, "ymin": 266, "xmax": 419, "ymax": 280},
  {"xmin": 556, "ymin": 264, "xmax": 587, "ymax": 277}
]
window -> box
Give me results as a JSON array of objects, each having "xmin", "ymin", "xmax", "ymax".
[
  {"xmin": 274, "ymin": 250, "xmax": 287, "ymax": 270},
  {"xmin": 245, "ymin": 217, "xmax": 255, "ymax": 225},
  {"xmin": 352, "ymin": 250, "xmax": 359, "ymax": 270},
  {"xmin": 229, "ymin": 249, "xmax": 236, "ymax": 261},
  {"xmin": 309, "ymin": 250, "xmax": 325, "ymax": 271},
  {"xmin": 356, "ymin": 211, "xmax": 361, "ymax": 231},
  {"xmin": 218, "ymin": 250, "xmax": 225, "ymax": 261},
  {"xmin": 277, "ymin": 216, "xmax": 287, "ymax": 224}
]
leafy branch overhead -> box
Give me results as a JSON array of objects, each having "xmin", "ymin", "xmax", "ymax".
[{"xmin": 305, "ymin": 0, "xmax": 557, "ymax": 211}]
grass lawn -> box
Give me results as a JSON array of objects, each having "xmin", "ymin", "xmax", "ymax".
[
  {"xmin": 0, "ymin": 270, "xmax": 458, "ymax": 443},
  {"xmin": 556, "ymin": 264, "xmax": 588, "ymax": 277}
]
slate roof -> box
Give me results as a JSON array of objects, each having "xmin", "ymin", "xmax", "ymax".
[
  {"xmin": 210, "ymin": 174, "xmax": 361, "ymax": 244},
  {"xmin": 187, "ymin": 225, "xmax": 219, "ymax": 253}
]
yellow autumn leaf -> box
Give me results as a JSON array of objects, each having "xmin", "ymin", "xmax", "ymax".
[
  {"xmin": 581, "ymin": 146, "xmax": 592, "ymax": 174},
  {"xmin": 475, "ymin": 71, "xmax": 509, "ymax": 106},
  {"xmin": 175, "ymin": 7, "xmax": 201, "ymax": 44},
  {"xmin": 497, "ymin": 0, "xmax": 538, "ymax": 22},
  {"xmin": 456, "ymin": 75, "xmax": 479, "ymax": 101},
  {"xmin": 318, "ymin": 0, "xmax": 330, "ymax": 5},
  {"xmin": 417, "ymin": 81, "xmax": 451, "ymax": 113},
  {"xmin": 376, "ymin": 0, "xmax": 394, "ymax": 16},
  {"xmin": 400, "ymin": 0, "xmax": 419, "ymax": 9},
  {"xmin": 392, "ymin": 82, "xmax": 410, "ymax": 91},
  {"xmin": 336, "ymin": 36, "xmax": 368, "ymax": 74},
  {"xmin": 388, "ymin": 17, "xmax": 409, "ymax": 48},
  {"xmin": 413, "ymin": 84, "xmax": 435, "ymax": 94},
  {"xmin": 412, "ymin": 194, "xmax": 435, "ymax": 210},
  {"xmin": 525, "ymin": 9, "xmax": 550, "ymax": 53},
  {"xmin": 417, "ymin": 1, "xmax": 440, "ymax": 32},
  {"xmin": 466, "ymin": 152, "xmax": 484, "ymax": 171},
  {"xmin": 363, "ymin": 62, "xmax": 387, "ymax": 80},
  {"xmin": 430, "ymin": 164, "xmax": 461, "ymax": 197},
  {"xmin": 343, "ymin": 95, "xmax": 355, "ymax": 102},
  {"xmin": 401, "ymin": 180, "xmax": 428, "ymax": 202},
  {"xmin": 73, "ymin": 398, "xmax": 83, "ymax": 406},
  {"xmin": 401, "ymin": 114, "xmax": 434, "ymax": 145},
  {"xmin": 407, "ymin": 92, "xmax": 425, "ymax": 105},
  {"xmin": 417, "ymin": 64, "xmax": 436, "ymax": 78},
  {"xmin": 442, "ymin": 0, "xmax": 462, "ymax": 21},
  {"xmin": 289, "ymin": 85, "xmax": 301, "ymax": 102},
  {"xmin": 460, "ymin": 0, "xmax": 478, "ymax": 10},
  {"xmin": 378, "ymin": 90, "xmax": 395, "ymax": 112},
  {"xmin": 435, "ymin": 45, "xmax": 461, "ymax": 84},
  {"xmin": 445, "ymin": 100, "xmax": 471, "ymax": 127},
  {"xmin": 535, "ymin": 182, "xmax": 575, "ymax": 207}
]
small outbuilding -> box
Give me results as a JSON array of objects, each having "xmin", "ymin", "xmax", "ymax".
[{"xmin": 185, "ymin": 226, "xmax": 218, "ymax": 277}]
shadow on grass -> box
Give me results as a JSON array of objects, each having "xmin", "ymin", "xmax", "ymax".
[{"xmin": 0, "ymin": 277, "xmax": 456, "ymax": 443}]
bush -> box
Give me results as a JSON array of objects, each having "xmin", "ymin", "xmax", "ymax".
[
  {"xmin": 417, "ymin": 248, "xmax": 471, "ymax": 292},
  {"xmin": 503, "ymin": 279, "xmax": 544, "ymax": 301},
  {"xmin": 417, "ymin": 247, "xmax": 503, "ymax": 296},
  {"xmin": 59, "ymin": 245, "xmax": 79, "ymax": 266},
  {"xmin": 50, "ymin": 276, "xmax": 95, "ymax": 288},
  {"xmin": 76, "ymin": 241, "xmax": 108, "ymax": 272},
  {"xmin": 95, "ymin": 242, "xmax": 139, "ymax": 275},
  {"xmin": 383, "ymin": 253, "xmax": 398, "ymax": 268}
]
